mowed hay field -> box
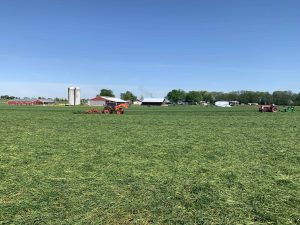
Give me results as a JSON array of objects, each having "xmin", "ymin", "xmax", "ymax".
[{"xmin": 0, "ymin": 105, "xmax": 299, "ymax": 225}]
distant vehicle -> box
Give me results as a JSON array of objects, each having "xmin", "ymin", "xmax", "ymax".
[
  {"xmin": 215, "ymin": 101, "xmax": 231, "ymax": 107},
  {"xmin": 229, "ymin": 101, "xmax": 239, "ymax": 106}
]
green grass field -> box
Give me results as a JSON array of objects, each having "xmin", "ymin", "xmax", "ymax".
[{"xmin": 0, "ymin": 105, "xmax": 299, "ymax": 224}]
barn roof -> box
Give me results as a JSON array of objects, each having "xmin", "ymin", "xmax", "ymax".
[
  {"xmin": 142, "ymin": 98, "xmax": 166, "ymax": 103},
  {"xmin": 90, "ymin": 96, "xmax": 106, "ymax": 101},
  {"xmin": 41, "ymin": 99, "xmax": 55, "ymax": 103},
  {"xmin": 90, "ymin": 96, "xmax": 128, "ymax": 103},
  {"xmin": 8, "ymin": 99, "xmax": 41, "ymax": 102},
  {"xmin": 104, "ymin": 97, "xmax": 128, "ymax": 103},
  {"xmin": 8, "ymin": 99, "xmax": 54, "ymax": 103}
]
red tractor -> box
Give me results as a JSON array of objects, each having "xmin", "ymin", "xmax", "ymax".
[{"xmin": 259, "ymin": 104, "xmax": 278, "ymax": 112}]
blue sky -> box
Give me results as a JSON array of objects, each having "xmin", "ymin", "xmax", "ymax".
[{"xmin": 0, "ymin": 0, "xmax": 299, "ymax": 98}]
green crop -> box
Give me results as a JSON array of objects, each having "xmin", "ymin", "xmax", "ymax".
[{"xmin": 0, "ymin": 105, "xmax": 299, "ymax": 224}]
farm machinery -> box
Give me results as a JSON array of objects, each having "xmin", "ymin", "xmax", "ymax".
[
  {"xmin": 280, "ymin": 106, "xmax": 295, "ymax": 112},
  {"xmin": 102, "ymin": 103, "xmax": 129, "ymax": 114},
  {"xmin": 259, "ymin": 104, "xmax": 278, "ymax": 112},
  {"xmin": 259, "ymin": 104, "xmax": 296, "ymax": 113},
  {"xmin": 84, "ymin": 103, "xmax": 129, "ymax": 115}
]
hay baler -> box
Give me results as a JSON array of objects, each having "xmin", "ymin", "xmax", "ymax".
[{"xmin": 280, "ymin": 106, "xmax": 295, "ymax": 112}]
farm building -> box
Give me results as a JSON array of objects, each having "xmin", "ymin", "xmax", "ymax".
[
  {"xmin": 7, "ymin": 99, "xmax": 55, "ymax": 105},
  {"xmin": 40, "ymin": 99, "xmax": 55, "ymax": 105},
  {"xmin": 141, "ymin": 98, "xmax": 169, "ymax": 106},
  {"xmin": 133, "ymin": 99, "xmax": 142, "ymax": 105},
  {"xmin": 88, "ymin": 96, "xmax": 128, "ymax": 106}
]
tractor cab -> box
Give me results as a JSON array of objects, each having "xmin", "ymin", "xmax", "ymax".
[
  {"xmin": 106, "ymin": 102, "xmax": 118, "ymax": 109},
  {"xmin": 103, "ymin": 102, "xmax": 129, "ymax": 114}
]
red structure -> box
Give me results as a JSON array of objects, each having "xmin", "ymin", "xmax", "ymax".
[
  {"xmin": 88, "ymin": 96, "xmax": 128, "ymax": 106},
  {"xmin": 7, "ymin": 99, "xmax": 44, "ymax": 105}
]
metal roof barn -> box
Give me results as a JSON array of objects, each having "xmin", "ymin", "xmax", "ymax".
[{"xmin": 142, "ymin": 98, "xmax": 167, "ymax": 106}]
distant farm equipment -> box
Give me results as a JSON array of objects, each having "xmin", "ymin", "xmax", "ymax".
[
  {"xmin": 259, "ymin": 104, "xmax": 278, "ymax": 112},
  {"xmin": 83, "ymin": 103, "xmax": 129, "ymax": 115},
  {"xmin": 280, "ymin": 106, "xmax": 295, "ymax": 112},
  {"xmin": 84, "ymin": 108, "xmax": 102, "ymax": 114}
]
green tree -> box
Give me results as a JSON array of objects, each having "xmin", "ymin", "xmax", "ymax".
[
  {"xmin": 203, "ymin": 92, "xmax": 213, "ymax": 103},
  {"xmin": 120, "ymin": 91, "xmax": 137, "ymax": 101},
  {"xmin": 258, "ymin": 92, "xmax": 273, "ymax": 104},
  {"xmin": 99, "ymin": 89, "xmax": 115, "ymax": 97},
  {"xmin": 225, "ymin": 92, "xmax": 240, "ymax": 101},
  {"xmin": 239, "ymin": 91, "xmax": 265, "ymax": 104},
  {"xmin": 186, "ymin": 91, "xmax": 203, "ymax": 104},
  {"xmin": 166, "ymin": 89, "xmax": 187, "ymax": 104},
  {"xmin": 294, "ymin": 93, "xmax": 300, "ymax": 105},
  {"xmin": 272, "ymin": 91, "xmax": 294, "ymax": 105},
  {"xmin": 1, "ymin": 95, "xmax": 15, "ymax": 99}
]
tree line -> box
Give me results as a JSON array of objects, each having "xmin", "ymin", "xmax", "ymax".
[
  {"xmin": 98, "ymin": 89, "xmax": 138, "ymax": 102},
  {"xmin": 166, "ymin": 89, "xmax": 300, "ymax": 105},
  {"xmin": 2, "ymin": 88, "xmax": 299, "ymax": 106},
  {"xmin": 1, "ymin": 95, "xmax": 17, "ymax": 100},
  {"xmin": 98, "ymin": 88, "xmax": 300, "ymax": 105}
]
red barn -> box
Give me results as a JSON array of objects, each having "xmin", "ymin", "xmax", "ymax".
[{"xmin": 7, "ymin": 99, "xmax": 54, "ymax": 105}]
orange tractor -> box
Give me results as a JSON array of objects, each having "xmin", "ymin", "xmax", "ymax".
[
  {"xmin": 102, "ymin": 103, "xmax": 129, "ymax": 114},
  {"xmin": 84, "ymin": 103, "xmax": 129, "ymax": 115}
]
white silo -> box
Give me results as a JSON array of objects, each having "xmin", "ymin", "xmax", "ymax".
[
  {"xmin": 74, "ymin": 87, "xmax": 81, "ymax": 105},
  {"xmin": 68, "ymin": 87, "xmax": 75, "ymax": 106}
]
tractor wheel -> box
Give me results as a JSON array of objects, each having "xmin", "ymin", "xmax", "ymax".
[
  {"xmin": 116, "ymin": 110, "xmax": 124, "ymax": 115},
  {"xmin": 103, "ymin": 109, "xmax": 110, "ymax": 114},
  {"xmin": 272, "ymin": 107, "xmax": 278, "ymax": 112}
]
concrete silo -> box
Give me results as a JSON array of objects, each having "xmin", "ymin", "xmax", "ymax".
[
  {"xmin": 74, "ymin": 87, "xmax": 81, "ymax": 105},
  {"xmin": 68, "ymin": 87, "xmax": 75, "ymax": 106}
]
